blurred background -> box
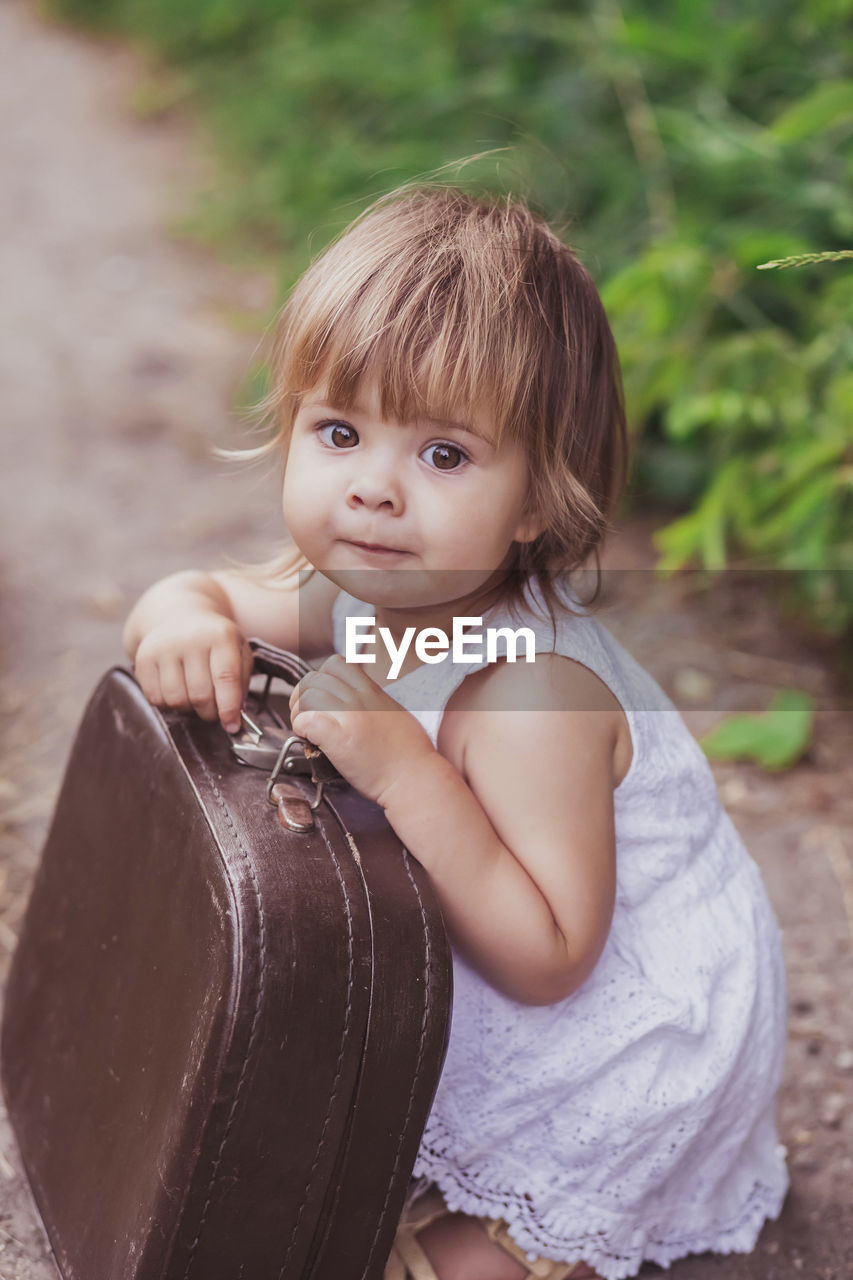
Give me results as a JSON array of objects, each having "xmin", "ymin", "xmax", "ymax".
[
  {"xmin": 47, "ymin": 0, "xmax": 853, "ymax": 633},
  {"xmin": 0, "ymin": 0, "xmax": 852, "ymax": 1275}
]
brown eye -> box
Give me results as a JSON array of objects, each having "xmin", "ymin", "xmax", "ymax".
[
  {"xmin": 319, "ymin": 421, "xmax": 358, "ymax": 448},
  {"xmin": 423, "ymin": 442, "xmax": 466, "ymax": 471}
]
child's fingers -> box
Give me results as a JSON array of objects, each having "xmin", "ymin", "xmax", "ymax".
[
  {"xmin": 313, "ymin": 652, "xmax": 380, "ymax": 694},
  {"xmin": 241, "ymin": 640, "xmax": 255, "ymax": 690},
  {"xmin": 289, "ymin": 672, "xmax": 355, "ymax": 720},
  {"xmin": 210, "ymin": 640, "xmax": 248, "ymax": 733},
  {"xmin": 290, "ymin": 707, "xmax": 338, "ymax": 751},
  {"xmin": 182, "ymin": 651, "xmax": 219, "ymax": 722},
  {"xmin": 133, "ymin": 651, "xmax": 164, "ymax": 710},
  {"xmin": 157, "ymin": 657, "xmax": 192, "ymax": 711}
]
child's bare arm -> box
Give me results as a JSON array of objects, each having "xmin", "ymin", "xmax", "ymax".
[
  {"xmin": 388, "ymin": 658, "xmax": 620, "ymax": 1004},
  {"xmin": 289, "ymin": 653, "xmax": 624, "ymax": 1005},
  {"xmin": 123, "ymin": 563, "xmax": 338, "ymax": 731},
  {"xmin": 429, "ymin": 665, "xmax": 620, "ymax": 1003}
]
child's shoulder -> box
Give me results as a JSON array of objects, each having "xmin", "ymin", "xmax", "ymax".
[
  {"xmin": 449, "ymin": 648, "xmax": 623, "ymax": 714},
  {"xmin": 440, "ymin": 650, "xmax": 632, "ymax": 789}
]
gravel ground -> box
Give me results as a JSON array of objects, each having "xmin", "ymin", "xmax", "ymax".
[{"xmin": 1, "ymin": 3, "xmax": 851, "ymax": 1276}]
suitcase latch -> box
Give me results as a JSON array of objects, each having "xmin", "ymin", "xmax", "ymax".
[
  {"xmin": 232, "ymin": 714, "xmax": 327, "ymax": 833},
  {"xmin": 230, "ymin": 711, "xmax": 314, "ymax": 775},
  {"xmin": 264, "ymin": 735, "xmax": 325, "ymax": 833},
  {"xmin": 269, "ymin": 781, "xmax": 315, "ymax": 833}
]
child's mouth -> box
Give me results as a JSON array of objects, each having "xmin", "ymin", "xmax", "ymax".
[{"xmin": 344, "ymin": 540, "xmax": 411, "ymax": 558}]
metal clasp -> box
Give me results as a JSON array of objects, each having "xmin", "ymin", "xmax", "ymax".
[
  {"xmin": 229, "ymin": 702, "xmax": 325, "ymax": 832},
  {"xmin": 264, "ymin": 736, "xmax": 325, "ymax": 813},
  {"xmin": 230, "ymin": 710, "xmax": 315, "ymax": 775}
]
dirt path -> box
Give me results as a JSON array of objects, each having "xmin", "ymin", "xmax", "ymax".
[
  {"xmin": 0, "ymin": 3, "xmax": 278, "ymax": 1273},
  {"xmin": 0, "ymin": 3, "xmax": 851, "ymax": 1276}
]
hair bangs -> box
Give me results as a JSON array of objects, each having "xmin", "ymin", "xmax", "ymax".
[
  {"xmin": 272, "ymin": 194, "xmax": 547, "ymax": 450},
  {"xmin": 257, "ymin": 184, "xmax": 628, "ymax": 611}
]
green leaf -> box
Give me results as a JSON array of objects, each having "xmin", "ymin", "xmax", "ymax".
[
  {"xmin": 770, "ymin": 81, "xmax": 853, "ymax": 143},
  {"xmin": 743, "ymin": 470, "xmax": 838, "ymax": 556},
  {"xmin": 654, "ymin": 506, "xmax": 707, "ymax": 572},
  {"xmin": 700, "ymin": 690, "xmax": 815, "ymax": 771}
]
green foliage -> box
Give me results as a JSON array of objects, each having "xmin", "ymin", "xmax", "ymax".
[
  {"xmin": 759, "ymin": 250, "xmax": 853, "ymax": 269},
  {"xmin": 47, "ymin": 0, "xmax": 853, "ymax": 631},
  {"xmin": 700, "ymin": 689, "xmax": 816, "ymax": 771}
]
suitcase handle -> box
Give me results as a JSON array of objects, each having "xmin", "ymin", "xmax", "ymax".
[
  {"xmin": 225, "ymin": 641, "xmax": 340, "ymax": 832},
  {"xmin": 233, "ymin": 641, "xmax": 342, "ymax": 806},
  {"xmin": 245, "ymin": 640, "xmax": 341, "ymax": 781},
  {"xmin": 248, "ymin": 638, "xmax": 314, "ymax": 687}
]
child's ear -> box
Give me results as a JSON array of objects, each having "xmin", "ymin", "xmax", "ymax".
[{"xmin": 513, "ymin": 509, "xmax": 546, "ymax": 545}]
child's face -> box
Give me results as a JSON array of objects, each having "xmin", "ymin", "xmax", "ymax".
[{"xmin": 282, "ymin": 381, "xmax": 542, "ymax": 610}]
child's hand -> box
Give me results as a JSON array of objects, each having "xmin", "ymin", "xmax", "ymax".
[
  {"xmin": 133, "ymin": 613, "xmax": 253, "ymax": 734},
  {"xmin": 289, "ymin": 655, "xmax": 436, "ymax": 805}
]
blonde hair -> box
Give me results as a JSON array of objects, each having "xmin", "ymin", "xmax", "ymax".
[{"xmin": 257, "ymin": 185, "xmax": 628, "ymax": 611}]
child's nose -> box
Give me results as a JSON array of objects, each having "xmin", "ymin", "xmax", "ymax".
[{"xmin": 345, "ymin": 461, "xmax": 404, "ymax": 513}]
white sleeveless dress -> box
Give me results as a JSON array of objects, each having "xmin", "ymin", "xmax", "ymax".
[{"xmin": 332, "ymin": 579, "xmax": 788, "ymax": 1280}]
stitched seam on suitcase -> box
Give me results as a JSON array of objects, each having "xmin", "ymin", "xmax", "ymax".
[
  {"xmin": 277, "ymin": 815, "xmax": 357, "ymax": 1280},
  {"xmin": 362, "ymin": 847, "xmax": 433, "ymax": 1276},
  {"xmin": 180, "ymin": 743, "xmax": 269, "ymax": 1278},
  {"xmin": 179, "ymin": 739, "xmax": 358, "ymax": 1280}
]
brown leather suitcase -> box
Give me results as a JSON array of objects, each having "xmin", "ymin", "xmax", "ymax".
[{"xmin": 1, "ymin": 643, "xmax": 451, "ymax": 1280}]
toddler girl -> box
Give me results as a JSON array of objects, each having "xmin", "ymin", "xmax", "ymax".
[{"xmin": 124, "ymin": 187, "xmax": 788, "ymax": 1280}]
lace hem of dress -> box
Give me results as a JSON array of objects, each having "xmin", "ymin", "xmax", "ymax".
[{"xmin": 412, "ymin": 1147, "xmax": 789, "ymax": 1280}]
